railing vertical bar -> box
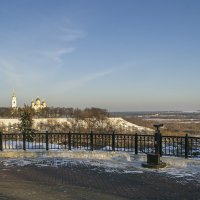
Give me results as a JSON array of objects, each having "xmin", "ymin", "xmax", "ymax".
[
  {"xmin": 135, "ymin": 133, "xmax": 138, "ymax": 155},
  {"xmin": 23, "ymin": 132, "xmax": 26, "ymax": 151},
  {"xmin": 68, "ymin": 132, "xmax": 71, "ymax": 150},
  {"xmin": 90, "ymin": 131, "xmax": 93, "ymax": 151},
  {"xmin": 112, "ymin": 132, "xmax": 115, "ymax": 151},
  {"xmin": 180, "ymin": 138, "xmax": 183, "ymax": 156},
  {"xmin": 11, "ymin": 134, "xmax": 13, "ymax": 149},
  {"xmin": 191, "ymin": 138, "xmax": 193, "ymax": 156},
  {"xmin": 127, "ymin": 136, "xmax": 130, "ymax": 151},
  {"xmin": 172, "ymin": 137, "xmax": 174, "ymax": 156},
  {"xmin": 46, "ymin": 131, "xmax": 49, "ymax": 151},
  {"xmin": 160, "ymin": 134, "xmax": 162, "ymax": 157},
  {"xmin": 147, "ymin": 136, "xmax": 149, "ymax": 153},
  {"xmin": 4, "ymin": 135, "xmax": 6, "ymax": 149},
  {"xmin": 80, "ymin": 134, "xmax": 81, "ymax": 149},
  {"xmin": 176, "ymin": 138, "xmax": 179, "ymax": 156},
  {"xmin": 144, "ymin": 136, "xmax": 146, "ymax": 153},
  {"xmin": 131, "ymin": 135, "xmax": 133, "ymax": 152},
  {"xmin": 39, "ymin": 133, "xmax": 41, "ymax": 149},
  {"xmin": 0, "ymin": 132, "xmax": 3, "ymax": 151},
  {"xmin": 164, "ymin": 137, "xmax": 166, "ymax": 155},
  {"xmin": 123, "ymin": 135, "xmax": 125, "ymax": 151},
  {"xmin": 185, "ymin": 134, "xmax": 189, "ymax": 158},
  {"xmin": 8, "ymin": 136, "xmax": 10, "ymax": 149}
]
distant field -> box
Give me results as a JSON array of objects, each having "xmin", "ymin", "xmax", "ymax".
[{"xmin": 112, "ymin": 111, "xmax": 200, "ymax": 136}]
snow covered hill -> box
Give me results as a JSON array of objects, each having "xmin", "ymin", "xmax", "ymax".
[
  {"xmin": 108, "ymin": 117, "xmax": 153, "ymax": 133},
  {"xmin": 0, "ymin": 117, "xmax": 153, "ymax": 133}
]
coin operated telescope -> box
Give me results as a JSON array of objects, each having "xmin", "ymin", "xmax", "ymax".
[
  {"xmin": 142, "ymin": 123, "xmax": 166, "ymax": 169},
  {"xmin": 154, "ymin": 123, "xmax": 163, "ymax": 155}
]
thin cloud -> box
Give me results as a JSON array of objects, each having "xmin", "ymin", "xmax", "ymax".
[
  {"xmin": 59, "ymin": 27, "xmax": 87, "ymax": 42},
  {"xmin": 40, "ymin": 47, "xmax": 76, "ymax": 63},
  {"xmin": 52, "ymin": 63, "xmax": 136, "ymax": 92},
  {"xmin": 39, "ymin": 26, "xmax": 86, "ymax": 63},
  {"xmin": 52, "ymin": 69, "xmax": 113, "ymax": 92},
  {"xmin": 0, "ymin": 59, "xmax": 22, "ymax": 85},
  {"xmin": 74, "ymin": 69, "xmax": 113, "ymax": 85}
]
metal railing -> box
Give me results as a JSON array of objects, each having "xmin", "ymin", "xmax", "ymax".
[{"xmin": 0, "ymin": 132, "xmax": 199, "ymax": 158}]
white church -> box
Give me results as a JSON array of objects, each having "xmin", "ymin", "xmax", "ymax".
[
  {"xmin": 11, "ymin": 92, "xmax": 17, "ymax": 109},
  {"xmin": 31, "ymin": 97, "xmax": 47, "ymax": 111},
  {"xmin": 11, "ymin": 92, "xmax": 47, "ymax": 110}
]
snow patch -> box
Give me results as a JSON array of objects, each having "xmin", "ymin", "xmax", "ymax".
[{"xmin": 0, "ymin": 151, "xmax": 200, "ymax": 184}]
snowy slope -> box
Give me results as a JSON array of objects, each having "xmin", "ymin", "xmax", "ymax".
[
  {"xmin": 109, "ymin": 117, "xmax": 153, "ymax": 132},
  {"xmin": 0, "ymin": 117, "xmax": 153, "ymax": 133}
]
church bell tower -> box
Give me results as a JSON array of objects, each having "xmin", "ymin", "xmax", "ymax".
[{"xmin": 11, "ymin": 91, "xmax": 17, "ymax": 108}]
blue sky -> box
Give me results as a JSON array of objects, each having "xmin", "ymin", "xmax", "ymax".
[{"xmin": 0, "ymin": 0, "xmax": 200, "ymax": 111}]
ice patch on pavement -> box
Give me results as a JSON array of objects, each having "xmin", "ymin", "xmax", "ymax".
[
  {"xmin": 128, "ymin": 154, "xmax": 200, "ymax": 184},
  {"xmin": 0, "ymin": 151, "xmax": 200, "ymax": 184}
]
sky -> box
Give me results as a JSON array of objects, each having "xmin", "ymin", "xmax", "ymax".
[{"xmin": 0, "ymin": 0, "xmax": 200, "ymax": 111}]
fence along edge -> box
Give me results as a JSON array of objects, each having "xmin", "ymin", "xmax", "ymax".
[{"xmin": 0, "ymin": 132, "xmax": 199, "ymax": 159}]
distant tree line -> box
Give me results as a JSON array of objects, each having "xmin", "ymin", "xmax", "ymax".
[
  {"xmin": 0, "ymin": 107, "xmax": 109, "ymax": 119},
  {"xmin": 0, "ymin": 107, "xmax": 118, "ymax": 134},
  {"xmin": 0, "ymin": 107, "xmax": 12, "ymax": 118}
]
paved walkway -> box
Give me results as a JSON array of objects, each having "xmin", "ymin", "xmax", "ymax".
[{"xmin": 0, "ymin": 162, "xmax": 200, "ymax": 200}]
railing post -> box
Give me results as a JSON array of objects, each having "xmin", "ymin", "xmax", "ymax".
[
  {"xmin": 135, "ymin": 133, "xmax": 138, "ymax": 155},
  {"xmin": 0, "ymin": 132, "xmax": 3, "ymax": 151},
  {"xmin": 159, "ymin": 134, "xmax": 162, "ymax": 157},
  {"xmin": 46, "ymin": 131, "xmax": 49, "ymax": 151},
  {"xmin": 90, "ymin": 131, "xmax": 93, "ymax": 151},
  {"xmin": 23, "ymin": 132, "xmax": 26, "ymax": 151},
  {"xmin": 112, "ymin": 131, "xmax": 115, "ymax": 151},
  {"xmin": 68, "ymin": 132, "xmax": 71, "ymax": 150},
  {"xmin": 185, "ymin": 134, "xmax": 189, "ymax": 158}
]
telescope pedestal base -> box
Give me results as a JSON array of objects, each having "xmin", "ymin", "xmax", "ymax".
[{"xmin": 142, "ymin": 154, "xmax": 167, "ymax": 169}]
